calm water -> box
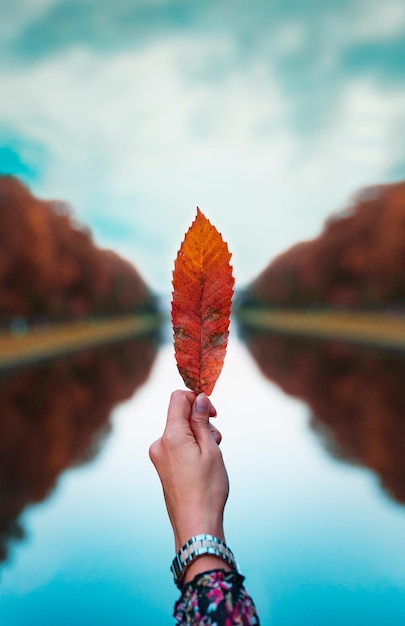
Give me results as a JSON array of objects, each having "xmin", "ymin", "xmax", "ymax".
[{"xmin": 0, "ymin": 329, "xmax": 404, "ymax": 625}]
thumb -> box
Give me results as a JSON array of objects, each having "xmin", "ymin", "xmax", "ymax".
[{"xmin": 190, "ymin": 393, "xmax": 214, "ymax": 446}]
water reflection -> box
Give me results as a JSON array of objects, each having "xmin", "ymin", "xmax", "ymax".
[
  {"xmin": 0, "ymin": 336, "xmax": 157, "ymax": 565},
  {"xmin": 240, "ymin": 328, "xmax": 405, "ymax": 506}
]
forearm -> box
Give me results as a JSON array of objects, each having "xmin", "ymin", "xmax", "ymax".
[{"xmin": 150, "ymin": 391, "xmax": 260, "ymax": 624}]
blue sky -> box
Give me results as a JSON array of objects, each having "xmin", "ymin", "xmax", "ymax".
[{"xmin": 1, "ymin": 0, "xmax": 405, "ymax": 293}]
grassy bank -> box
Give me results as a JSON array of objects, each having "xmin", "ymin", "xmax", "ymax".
[
  {"xmin": 0, "ymin": 313, "xmax": 162, "ymax": 370},
  {"xmin": 236, "ymin": 308, "xmax": 405, "ymax": 350}
]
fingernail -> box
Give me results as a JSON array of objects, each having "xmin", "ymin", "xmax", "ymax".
[{"xmin": 195, "ymin": 393, "xmax": 209, "ymax": 413}]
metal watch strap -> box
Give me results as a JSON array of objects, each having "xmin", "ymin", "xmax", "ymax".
[{"xmin": 170, "ymin": 533, "xmax": 239, "ymax": 588}]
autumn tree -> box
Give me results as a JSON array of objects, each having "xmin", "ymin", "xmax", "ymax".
[
  {"xmin": 0, "ymin": 176, "xmax": 154, "ymax": 324},
  {"xmin": 246, "ymin": 182, "xmax": 405, "ymax": 310}
]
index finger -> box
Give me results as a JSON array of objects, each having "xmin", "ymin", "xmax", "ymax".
[{"xmin": 165, "ymin": 389, "xmax": 196, "ymax": 430}]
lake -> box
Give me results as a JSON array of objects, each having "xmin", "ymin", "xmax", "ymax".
[{"xmin": 0, "ymin": 325, "xmax": 404, "ymax": 625}]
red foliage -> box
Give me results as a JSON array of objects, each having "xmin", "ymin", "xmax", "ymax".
[
  {"xmin": 249, "ymin": 182, "xmax": 405, "ymax": 309},
  {"xmin": 172, "ymin": 209, "xmax": 234, "ymax": 395},
  {"xmin": 0, "ymin": 176, "xmax": 153, "ymax": 323}
]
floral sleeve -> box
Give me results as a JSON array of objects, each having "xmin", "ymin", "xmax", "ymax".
[{"xmin": 174, "ymin": 569, "xmax": 260, "ymax": 625}]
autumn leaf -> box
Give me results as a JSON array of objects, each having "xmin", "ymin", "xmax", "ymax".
[{"xmin": 171, "ymin": 208, "xmax": 234, "ymax": 395}]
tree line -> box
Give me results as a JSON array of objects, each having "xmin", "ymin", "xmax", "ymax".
[
  {"xmin": 247, "ymin": 181, "xmax": 405, "ymax": 310},
  {"xmin": 0, "ymin": 176, "xmax": 155, "ymax": 326}
]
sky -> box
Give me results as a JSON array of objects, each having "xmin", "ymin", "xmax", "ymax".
[{"xmin": 1, "ymin": 0, "xmax": 405, "ymax": 294}]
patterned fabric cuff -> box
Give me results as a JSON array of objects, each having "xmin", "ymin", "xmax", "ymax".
[{"xmin": 174, "ymin": 568, "xmax": 260, "ymax": 625}]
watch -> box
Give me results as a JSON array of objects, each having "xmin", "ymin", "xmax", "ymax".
[{"xmin": 170, "ymin": 533, "xmax": 239, "ymax": 589}]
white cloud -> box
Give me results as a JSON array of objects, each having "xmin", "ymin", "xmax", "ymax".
[{"xmin": 348, "ymin": 0, "xmax": 405, "ymax": 41}]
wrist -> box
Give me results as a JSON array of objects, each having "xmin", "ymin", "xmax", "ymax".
[
  {"xmin": 173, "ymin": 516, "xmax": 225, "ymax": 553},
  {"xmin": 182, "ymin": 555, "xmax": 232, "ymax": 585},
  {"xmin": 174, "ymin": 526, "xmax": 225, "ymax": 553}
]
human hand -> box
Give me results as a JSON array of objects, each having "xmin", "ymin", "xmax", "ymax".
[{"xmin": 149, "ymin": 390, "xmax": 231, "ymax": 582}]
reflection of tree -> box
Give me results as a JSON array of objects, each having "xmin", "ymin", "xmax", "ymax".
[
  {"xmin": 248, "ymin": 182, "xmax": 405, "ymax": 309},
  {"xmin": 0, "ymin": 337, "xmax": 157, "ymax": 563},
  {"xmin": 0, "ymin": 176, "xmax": 153, "ymax": 323},
  {"xmin": 243, "ymin": 331, "xmax": 405, "ymax": 506}
]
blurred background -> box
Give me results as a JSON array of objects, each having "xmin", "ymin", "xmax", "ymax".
[
  {"xmin": 2, "ymin": 0, "xmax": 405, "ymax": 292},
  {"xmin": 1, "ymin": 1, "xmax": 405, "ymax": 624}
]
